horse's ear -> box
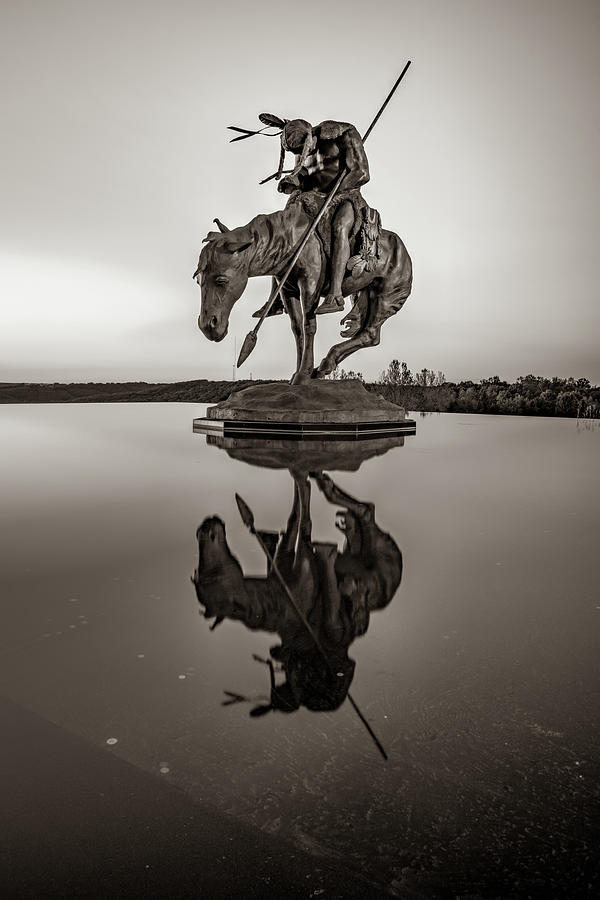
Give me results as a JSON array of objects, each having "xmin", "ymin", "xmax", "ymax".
[
  {"xmin": 225, "ymin": 238, "xmax": 253, "ymax": 254},
  {"xmin": 202, "ymin": 231, "xmax": 221, "ymax": 243},
  {"xmin": 213, "ymin": 218, "xmax": 230, "ymax": 233}
]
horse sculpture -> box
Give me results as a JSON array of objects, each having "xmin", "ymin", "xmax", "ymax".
[
  {"xmin": 193, "ymin": 195, "xmax": 412, "ymax": 384},
  {"xmin": 191, "ymin": 471, "xmax": 403, "ymax": 714}
]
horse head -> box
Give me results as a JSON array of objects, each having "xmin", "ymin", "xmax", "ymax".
[
  {"xmin": 192, "ymin": 515, "xmax": 279, "ymax": 630},
  {"xmin": 192, "ymin": 515, "xmax": 249, "ymax": 628},
  {"xmin": 193, "ymin": 219, "xmax": 254, "ymax": 342}
]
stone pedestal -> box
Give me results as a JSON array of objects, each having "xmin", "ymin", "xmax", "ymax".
[{"xmin": 193, "ymin": 380, "xmax": 416, "ymax": 439}]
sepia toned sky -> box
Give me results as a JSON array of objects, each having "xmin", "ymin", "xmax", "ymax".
[{"xmin": 1, "ymin": 0, "xmax": 598, "ymax": 384}]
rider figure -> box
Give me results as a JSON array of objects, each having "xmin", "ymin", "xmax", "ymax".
[
  {"xmin": 252, "ymin": 117, "xmax": 370, "ymax": 317},
  {"xmin": 278, "ymin": 119, "xmax": 370, "ymax": 314}
]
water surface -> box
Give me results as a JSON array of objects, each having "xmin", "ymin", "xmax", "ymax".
[{"xmin": 1, "ymin": 404, "xmax": 598, "ymax": 896}]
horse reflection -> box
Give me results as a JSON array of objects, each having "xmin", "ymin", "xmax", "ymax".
[{"xmin": 192, "ymin": 472, "xmax": 402, "ymax": 715}]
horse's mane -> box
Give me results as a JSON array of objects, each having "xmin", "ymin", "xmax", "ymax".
[{"xmin": 199, "ymin": 204, "xmax": 304, "ymax": 276}]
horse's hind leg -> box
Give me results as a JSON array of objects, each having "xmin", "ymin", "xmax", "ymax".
[
  {"xmin": 339, "ymin": 290, "xmax": 369, "ymax": 340},
  {"xmin": 314, "ymin": 288, "xmax": 398, "ymax": 377},
  {"xmin": 313, "ymin": 287, "xmax": 373, "ymax": 377},
  {"xmin": 313, "ymin": 473, "xmax": 374, "ymax": 522},
  {"xmin": 315, "ymin": 320, "xmax": 383, "ymax": 378}
]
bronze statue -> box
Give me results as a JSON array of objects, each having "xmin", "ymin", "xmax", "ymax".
[
  {"xmin": 193, "ymin": 65, "xmax": 413, "ymax": 386},
  {"xmin": 191, "ymin": 472, "xmax": 402, "ymax": 716},
  {"xmin": 194, "ymin": 202, "xmax": 411, "ymax": 383}
]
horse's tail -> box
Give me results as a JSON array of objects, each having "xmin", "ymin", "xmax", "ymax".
[
  {"xmin": 390, "ymin": 273, "xmax": 413, "ymax": 315},
  {"xmin": 379, "ymin": 231, "xmax": 412, "ymax": 314}
]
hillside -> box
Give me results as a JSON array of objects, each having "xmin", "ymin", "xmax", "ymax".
[{"xmin": 0, "ymin": 380, "xmax": 272, "ymax": 404}]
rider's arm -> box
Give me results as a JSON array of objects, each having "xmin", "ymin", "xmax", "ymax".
[{"xmin": 339, "ymin": 126, "xmax": 370, "ymax": 190}]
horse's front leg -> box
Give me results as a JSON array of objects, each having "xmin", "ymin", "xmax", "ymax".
[
  {"xmin": 274, "ymin": 474, "xmax": 303, "ymax": 579},
  {"xmin": 282, "ymin": 292, "xmax": 304, "ymax": 378},
  {"xmin": 276, "ymin": 473, "xmax": 316, "ymax": 600},
  {"xmin": 291, "ymin": 271, "xmax": 319, "ymax": 385}
]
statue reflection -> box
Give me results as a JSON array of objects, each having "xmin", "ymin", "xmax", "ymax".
[{"xmin": 192, "ymin": 470, "xmax": 402, "ymax": 719}]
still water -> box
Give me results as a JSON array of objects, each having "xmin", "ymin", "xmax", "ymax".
[{"xmin": 1, "ymin": 404, "xmax": 598, "ymax": 896}]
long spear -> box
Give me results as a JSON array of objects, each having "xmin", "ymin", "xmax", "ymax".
[
  {"xmin": 236, "ymin": 60, "xmax": 412, "ymax": 369},
  {"xmin": 235, "ymin": 491, "xmax": 388, "ymax": 761}
]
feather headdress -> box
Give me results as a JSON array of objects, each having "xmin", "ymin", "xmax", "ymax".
[{"xmin": 228, "ymin": 113, "xmax": 313, "ymax": 186}]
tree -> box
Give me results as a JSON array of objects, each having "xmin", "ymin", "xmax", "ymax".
[
  {"xmin": 415, "ymin": 368, "xmax": 438, "ymax": 387},
  {"xmin": 326, "ymin": 365, "xmax": 363, "ymax": 382},
  {"xmin": 379, "ymin": 359, "xmax": 414, "ymax": 386},
  {"xmin": 518, "ymin": 374, "xmax": 544, "ymax": 386},
  {"xmin": 555, "ymin": 391, "xmax": 578, "ymax": 416}
]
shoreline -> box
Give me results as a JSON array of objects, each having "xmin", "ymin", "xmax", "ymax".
[{"xmin": 1, "ymin": 378, "xmax": 598, "ymax": 419}]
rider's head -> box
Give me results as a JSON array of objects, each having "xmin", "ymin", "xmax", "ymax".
[{"xmin": 282, "ymin": 119, "xmax": 313, "ymax": 153}]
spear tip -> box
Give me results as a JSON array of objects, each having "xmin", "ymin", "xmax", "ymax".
[
  {"xmin": 237, "ymin": 330, "xmax": 257, "ymax": 367},
  {"xmin": 235, "ymin": 493, "xmax": 255, "ymax": 530}
]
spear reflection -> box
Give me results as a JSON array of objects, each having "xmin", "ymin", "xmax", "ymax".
[{"xmin": 235, "ymin": 492, "xmax": 388, "ymax": 761}]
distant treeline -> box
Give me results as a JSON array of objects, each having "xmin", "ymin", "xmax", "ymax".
[
  {"xmin": 0, "ymin": 379, "xmax": 273, "ymax": 404},
  {"xmin": 332, "ymin": 361, "xmax": 600, "ymax": 419},
  {"xmin": 1, "ymin": 367, "xmax": 598, "ymax": 418}
]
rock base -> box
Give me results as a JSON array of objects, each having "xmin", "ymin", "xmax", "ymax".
[{"xmin": 194, "ymin": 380, "xmax": 415, "ymax": 438}]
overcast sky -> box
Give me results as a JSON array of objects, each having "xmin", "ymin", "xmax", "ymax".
[{"xmin": 1, "ymin": 0, "xmax": 598, "ymax": 384}]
